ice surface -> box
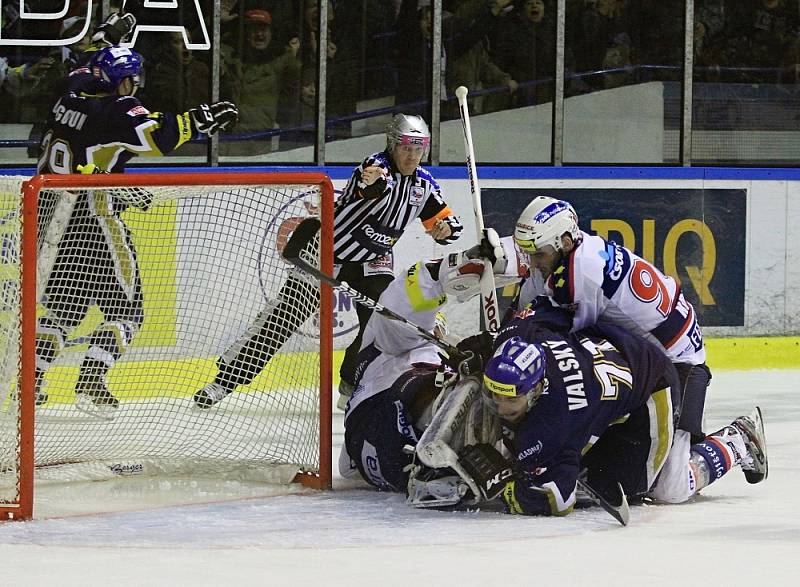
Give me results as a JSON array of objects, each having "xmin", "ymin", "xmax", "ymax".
[{"xmin": 2, "ymin": 370, "xmax": 799, "ymax": 586}]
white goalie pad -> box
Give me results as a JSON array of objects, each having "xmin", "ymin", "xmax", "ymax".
[
  {"xmin": 407, "ymin": 473, "xmax": 471, "ymax": 508},
  {"xmin": 407, "ymin": 376, "xmax": 501, "ymax": 508}
]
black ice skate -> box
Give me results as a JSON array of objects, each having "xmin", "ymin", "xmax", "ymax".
[
  {"xmin": 193, "ymin": 382, "xmax": 232, "ymax": 409},
  {"xmin": 731, "ymin": 406, "xmax": 768, "ymax": 484}
]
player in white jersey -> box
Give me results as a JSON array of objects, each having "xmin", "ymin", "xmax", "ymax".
[{"xmin": 509, "ymin": 196, "xmax": 711, "ymax": 446}]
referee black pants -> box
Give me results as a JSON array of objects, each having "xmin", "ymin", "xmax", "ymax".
[{"xmin": 336, "ymin": 262, "xmax": 393, "ymax": 387}]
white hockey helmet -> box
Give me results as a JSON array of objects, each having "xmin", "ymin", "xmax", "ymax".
[
  {"xmin": 514, "ymin": 196, "xmax": 580, "ymax": 254},
  {"xmin": 386, "ymin": 113, "xmax": 431, "ymax": 157}
]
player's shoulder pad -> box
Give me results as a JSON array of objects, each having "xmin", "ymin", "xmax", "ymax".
[
  {"xmin": 416, "ymin": 166, "xmax": 440, "ymax": 189},
  {"xmin": 570, "ymin": 233, "xmax": 607, "ymax": 285}
]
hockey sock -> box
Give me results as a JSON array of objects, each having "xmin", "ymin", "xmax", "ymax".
[{"xmin": 689, "ymin": 425, "xmax": 746, "ymax": 490}]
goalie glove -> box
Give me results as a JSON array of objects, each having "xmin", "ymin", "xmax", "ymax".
[
  {"xmin": 457, "ymin": 443, "xmax": 514, "ymax": 501},
  {"xmin": 467, "ymin": 228, "xmax": 507, "ymax": 273},
  {"xmin": 190, "ymin": 101, "xmax": 239, "ymax": 136},
  {"xmin": 438, "ymin": 230, "xmax": 507, "ymax": 302},
  {"xmin": 91, "ymin": 12, "xmax": 137, "ymax": 46}
]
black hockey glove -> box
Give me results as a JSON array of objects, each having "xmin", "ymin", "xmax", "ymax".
[
  {"xmin": 190, "ymin": 101, "xmax": 239, "ymax": 136},
  {"xmin": 450, "ymin": 331, "xmax": 495, "ymax": 375},
  {"xmin": 458, "ymin": 443, "xmax": 513, "ymax": 501},
  {"xmin": 91, "ymin": 12, "xmax": 137, "ymax": 46},
  {"xmin": 443, "ymin": 350, "xmax": 482, "ymax": 378}
]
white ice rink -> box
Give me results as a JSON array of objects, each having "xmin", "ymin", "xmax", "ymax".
[{"xmin": 2, "ymin": 369, "xmax": 799, "ymax": 587}]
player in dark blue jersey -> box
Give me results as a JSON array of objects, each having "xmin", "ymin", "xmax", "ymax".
[
  {"xmin": 34, "ymin": 45, "xmax": 238, "ymax": 415},
  {"xmin": 453, "ymin": 300, "xmax": 768, "ymax": 516}
]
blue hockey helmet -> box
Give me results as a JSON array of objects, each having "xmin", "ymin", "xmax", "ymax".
[
  {"xmin": 483, "ymin": 337, "xmax": 547, "ymax": 413},
  {"xmin": 90, "ymin": 45, "xmax": 143, "ymax": 92}
]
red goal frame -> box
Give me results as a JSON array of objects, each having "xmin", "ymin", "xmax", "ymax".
[{"xmin": 2, "ymin": 172, "xmax": 335, "ymax": 521}]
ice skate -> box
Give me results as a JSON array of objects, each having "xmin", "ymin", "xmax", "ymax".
[
  {"xmin": 75, "ymin": 374, "xmax": 119, "ymax": 417},
  {"xmin": 731, "ymin": 406, "xmax": 769, "ymax": 484},
  {"xmin": 193, "ymin": 382, "xmax": 232, "ymax": 409}
]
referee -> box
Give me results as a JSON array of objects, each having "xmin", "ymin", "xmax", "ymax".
[{"xmin": 194, "ymin": 114, "xmax": 463, "ymax": 409}]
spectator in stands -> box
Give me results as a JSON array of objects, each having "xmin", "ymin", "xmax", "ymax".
[
  {"xmin": 220, "ymin": 0, "xmax": 241, "ymax": 47},
  {"xmin": 723, "ymin": 0, "xmax": 800, "ymax": 83},
  {"xmin": 0, "ymin": 53, "xmax": 56, "ymax": 123},
  {"xmin": 693, "ymin": 2, "xmax": 728, "ymax": 84},
  {"xmin": 143, "ymin": 32, "xmax": 212, "ymax": 118},
  {"xmin": 568, "ymin": 0, "xmax": 632, "ymax": 91},
  {"xmin": 394, "ymin": 0, "xmax": 440, "ymax": 117},
  {"xmin": 311, "ymin": 0, "xmax": 362, "ymax": 139},
  {"xmin": 395, "ymin": 1, "xmax": 517, "ymax": 119},
  {"xmin": 633, "ymin": 0, "xmax": 685, "ymax": 82},
  {"xmin": 334, "ymin": 0, "xmax": 396, "ymax": 104},
  {"xmin": 444, "ymin": 0, "xmax": 519, "ymax": 116},
  {"xmin": 492, "ymin": 0, "xmax": 555, "ymax": 105},
  {"xmin": 225, "ymin": 8, "xmax": 301, "ymax": 154}
]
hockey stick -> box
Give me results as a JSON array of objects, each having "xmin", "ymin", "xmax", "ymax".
[
  {"xmin": 576, "ymin": 480, "xmax": 630, "ymax": 526},
  {"xmin": 455, "ymin": 86, "xmax": 501, "ymax": 332},
  {"xmin": 284, "ymin": 253, "xmax": 468, "ymax": 362}
]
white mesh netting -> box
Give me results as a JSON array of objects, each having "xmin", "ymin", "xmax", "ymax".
[{"xmin": 1, "ymin": 175, "xmax": 329, "ymax": 503}]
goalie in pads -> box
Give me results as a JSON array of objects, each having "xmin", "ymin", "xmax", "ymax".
[{"xmin": 339, "ymin": 235, "xmax": 523, "ymax": 499}]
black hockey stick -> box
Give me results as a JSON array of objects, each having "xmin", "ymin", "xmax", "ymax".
[
  {"xmin": 284, "ymin": 254, "xmax": 469, "ymax": 362},
  {"xmin": 577, "ymin": 480, "xmax": 630, "ymax": 526}
]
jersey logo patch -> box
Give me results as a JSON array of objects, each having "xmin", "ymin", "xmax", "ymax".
[
  {"xmin": 410, "ymin": 186, "xmax": 425, "ymax": 206},
  {"xmin": 600, "ymin": 240, "xmax": 630, "ymax": 300},
  {"xmin": 126, "ymin": 105, "xmax": 150, "ymax": 117}
]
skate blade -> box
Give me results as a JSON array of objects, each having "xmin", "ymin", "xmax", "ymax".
[{"xmin": 75, "ymin": 393, "xmax": 119, "ymax": 421}]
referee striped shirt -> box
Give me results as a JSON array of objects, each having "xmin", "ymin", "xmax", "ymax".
[{"xmin": 333, "ymin": 151, "xmax": 463, "ymax": 263}]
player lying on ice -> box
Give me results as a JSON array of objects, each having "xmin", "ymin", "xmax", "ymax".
[{"xmin": 338, "ymin": 232, "xmax": 768, "ymax": 517}]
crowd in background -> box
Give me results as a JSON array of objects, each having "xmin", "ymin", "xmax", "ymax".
[{"xmin": 2, "ymin": 0, "xmax": 800, "ymax": 155}]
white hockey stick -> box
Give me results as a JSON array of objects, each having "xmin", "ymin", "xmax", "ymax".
[{"xmin": 455, "ymin": 86, "xmax": 500, "ymax": 331}]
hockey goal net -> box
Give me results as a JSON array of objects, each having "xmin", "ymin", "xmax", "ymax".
[{"xmin": 0, "ymin": 172, "xmax": 334, "ymax": 520}]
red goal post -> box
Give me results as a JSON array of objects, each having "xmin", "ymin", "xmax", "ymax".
[{"xmin": 1, "ymin": 172, "xmax": 334, "ymax": 521}]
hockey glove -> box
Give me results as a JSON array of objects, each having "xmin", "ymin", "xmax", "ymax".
[
  {"xmin": 451, "ymin": 331, "xmax": 495, "ymax": 374},
  {"xmin": 466, "ymin": 228, "xmax": 507, "ymax": 273},
  {"xmin": 77, "ymin": 163, "xmax": 108, "ymax": 174},
  {"xmin": 458, "ymin": 443, "xmax": 514, "ymax": 501},
  {"xmin": 438, "ymin": 230, "xmax": 506, "ymax": 302},
  {"xmin": 443, "ymin": 349, "xmax": 482, "ymax": 378},
  {"xmin": 91, "ymin": 12, "xmax": 137, "ymax": 46},
  {"xmin": 190, "ymin": 101, "xmax": 239, "ymax": 136}
]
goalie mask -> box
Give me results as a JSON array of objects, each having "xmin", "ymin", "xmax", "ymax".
[
  {"xmin": 91, "ymin": 45, "xmax": 144, "ymax": 93},
  {"xmin": 483, "ymin": 337, "xmax": 547, "ymax": 420},
  {"xmin": 514, "ymin": 196, "xmax": 580, "ymax": 254},
  {"xmin": 386, "ymin": 113, "xmax": 431, "ymax": 157}
]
